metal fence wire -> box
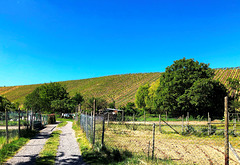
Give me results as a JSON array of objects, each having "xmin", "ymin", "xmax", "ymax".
[
  {"xmin": 79, "ymin": 111, "xmax": 240, "ymax": 165},
  {"xmin": 0, "ymin": 110, "xmax": 49, "ymax": 149}
]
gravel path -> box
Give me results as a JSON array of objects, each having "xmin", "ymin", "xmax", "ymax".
[
  {"xmin": 6, "ymin": 123, "xmax": 58, "ymax": 165},
  {"xmin": 55, "ymin": 121, "xmax": 85, "ymax": 165}
]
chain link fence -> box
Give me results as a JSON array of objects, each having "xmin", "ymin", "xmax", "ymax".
[{"xmin": 0, "ymin": 110, "xmax": 49, "ymax": 149}]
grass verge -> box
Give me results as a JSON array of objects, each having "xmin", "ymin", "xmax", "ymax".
[
  {"xmin": 57, "ymin": 121, "xmax": 68, "ymax": 128},
  {"xmin": 72, "ymin": 121, "xmax": 176, "ymax": 165},
  {"xmin": 36, "ymin": 130, "xmax": 62, "ymax": 165},
  {"xmin": 0, "ymin": 129, "xmax": 37, "ymax": 164}
]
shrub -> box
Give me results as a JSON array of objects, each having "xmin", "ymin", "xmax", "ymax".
[{"xmin": 48, "ymin": 114, "xmax": 56, "ymax": 124}]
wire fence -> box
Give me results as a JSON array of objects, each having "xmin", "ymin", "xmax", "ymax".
[
  {"xmin": 78, "ymin": 110, "xmax": 240, "ymax": 165},
  {"xmin": 0, "ymin": 110, "xmax": 49, "ymax": 149}
]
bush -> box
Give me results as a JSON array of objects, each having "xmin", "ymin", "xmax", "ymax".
[{"xmin": 48, "ymin": 114, "xmax": 56, "ymax": 124}]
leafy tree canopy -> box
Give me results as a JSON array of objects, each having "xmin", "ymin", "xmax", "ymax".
[
  {"xmin": 135, "ymin": 83, "xmax": 149, "ymax": 109},
  {"xmin": 227, "ymin": 78, "xmax": 240, "ymax": 112},
  {"xmin": 24, "ymin": 82, "xmax": 69, "ymax": 113},
  {"xmin": 0, "ymin": 95, "xmax": 19, "ymax": 111},
  {"xmin": 154, "ymin": 58, "xmax": 226, "ymax": 117},
  {"xmin": 83, "ymin": 97, "xmax": 107, "ymax": 112}
]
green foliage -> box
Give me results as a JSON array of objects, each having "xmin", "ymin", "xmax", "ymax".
[
  {"xmin": 227, "ymin": 78, "xmax": 240, "ymax": 112},
  {"xmin": 124, "ymin": 102, "xmax": 137, "ymax": 115},
  {"xmin": 0, "ymin": 129, "xmax": 37, "ymax": 164},
  {"xmin": 0, "ymin": 95, "xmax": 17, "ymax": 112},
  {"xmin": 47, "ymin": 114, "xmax": 56, "ymax": 124},
  {"xmin": 24, "ymin": 82, "xmax": 69, "ymax": 113},
  {"xmin": 82, "ymin": 97, "xmax": 108, "ymax": 111},
  {"xmin": 135, "ymin": 83, "xmax": 149, "ymax": 109},
  {"xmin": 145, "ymin": 78, "xmax": 160, "ymax": 113},
  {"xmin": 153, "ymin": 58, "xmax": 227, "ymax": 117},
  {"xmin": 71, "ymin": 93, "xmax": 84, "ymax": 105}
]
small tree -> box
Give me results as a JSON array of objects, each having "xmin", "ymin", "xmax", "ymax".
[{"xmin": 135, "ymin": 83, "xmax": 149, "ymax": 109}]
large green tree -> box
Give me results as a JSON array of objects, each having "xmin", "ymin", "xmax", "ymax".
[
  {"xmin": 24, "ymin": 82, "xmax": 69, "ymax": 112},
  {"xmin": 155, "ymin": 58, "xmax": 227, "ymax": 117}
]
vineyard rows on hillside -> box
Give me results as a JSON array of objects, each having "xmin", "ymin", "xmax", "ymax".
[{"xmin": 0, "ymin": 69, "xmax": 240, "ymax": 107}]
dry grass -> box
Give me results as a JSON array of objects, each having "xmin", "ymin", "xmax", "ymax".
[{"xmin": 105, "ymin": 123, "xmax": 240, "ymax": 165}]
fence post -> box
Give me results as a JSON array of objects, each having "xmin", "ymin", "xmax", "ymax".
[
  {"xmin": 92, "ymin": 99, "xmax": 96, "ymax": 146},
  {"xmin": 187, "ymin": 112, "xmax": 189, "ymax": 126},
  {"xmin": 224, "ymin": 96, "xmax": 229, "ymax": 165},
  {"xmin": 5, "ymin": 108, "xmax": 9, "ymax": 144},
  {"xmin": 86, "ymin": 112, "xmax": 88, "ymax": 137},
  {"xmin": 101, "ymin": 116, "xmax": 105, "ymax": 148},
  {"xmin": 159, "ymin": 114, "xmax": 161, "ymax": 133},
  {"xmin": 18, "ymin": 108, "xmax": 21, "ymax": 138},
  {"xmin": 152, "ymin": 123, "xmax": 155, "ymax": 160},
  {"xmin": 122, "ymin": 110, "xmax": 124, "ymax": 122}
]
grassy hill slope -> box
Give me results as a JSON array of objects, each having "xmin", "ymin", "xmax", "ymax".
[
  {"xmin": 0, "ymin": 73, "xmax": 162, "ymax": 107},
  {"xmin": 1, "ymin": 68, "xmax": 239, "ymax": 107}
]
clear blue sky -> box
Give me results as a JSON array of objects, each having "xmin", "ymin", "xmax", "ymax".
[{"xmin": 0, "ymin": 0, "xmax": 240, "ymax": 86}]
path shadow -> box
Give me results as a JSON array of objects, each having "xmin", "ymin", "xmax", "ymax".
[
  {"xmin": 5, "ymin": 154, "xmax": 38, "ymax": 165},
  {"xmin": 55, "ymin": 152, "xmax": 86, "ymax": 165}
]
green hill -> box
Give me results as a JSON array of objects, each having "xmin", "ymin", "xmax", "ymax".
[
  {"xmin": 1, "ymin": 68, "xmax": 240, "ymax": 107},
  {"xmin": 0, "ymin": 73, "xmax": 161, "ymax": 107}
]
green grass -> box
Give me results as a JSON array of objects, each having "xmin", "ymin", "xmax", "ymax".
[
  {"xmin": 72, "ymin": 121, "xmax": 176, "ymax": 165},
  {"xmin": 0, "ymin": 129, "xmax": 37, "ymax": 164},
  {"xmin": 36, "ymin": 130, "xmax": 62, "ymax": 165},
  {"xmin": 57, "ymin": 121, "xmax": 68, "ymax": 128}
]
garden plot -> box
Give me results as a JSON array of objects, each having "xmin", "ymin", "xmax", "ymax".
[{"xmin": 105, "ymin": 124, "xmax": 240, "ymax": 165}]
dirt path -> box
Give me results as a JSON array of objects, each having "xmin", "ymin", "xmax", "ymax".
[
  {"xmin": 6, "ymin": 123, "xmax": 58, "ymax": 165},
  {"xmin": 55, "ymin": 121, "xmax": 85, "ymax": 165}
]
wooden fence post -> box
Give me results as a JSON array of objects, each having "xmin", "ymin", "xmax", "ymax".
[
  {"xmin": 152, "ymin": 123, "xmax": 155, "ymax": 160},
  {"xmin": 86, "ymin": 112, "xmax": 88, "ymax": 136},
  {"xmin": 92, "ymin": 99, "xmax": 96, "ymax": 146},
  {"xmin": 18, "ymin": 108, "xmax": 21, "ymax": 138},
  {"xmin": 5, "ymin": 108, "xmax": 9, "ymax": 144},
  {"xmin": 122, "ymin": 110, "xmax": 124, "ymax": 122},
  {"xmin": 225, "ymin": 96, "xmax": 229, "ymax": 165},
  {"xmin": 101, "ymin": 116, "xmax": 105, "ymax": 148}
]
